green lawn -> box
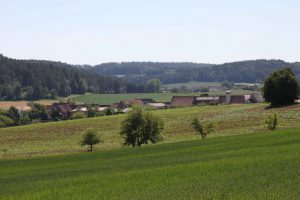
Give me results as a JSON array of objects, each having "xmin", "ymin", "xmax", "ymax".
[
  {"xmin": 1, "ymin": 128, "xmax": 299, "ymax": 200},
  {"xmin": 1, "ymin": 103, "xmax": 300, "ymax": 159}
]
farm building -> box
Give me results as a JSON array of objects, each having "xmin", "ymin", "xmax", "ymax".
[
  {"xmin": 47, "ymin": 103, "xmax": 73, "ymax": 118},
  {"xmin": 218, "ymin": 91, "xmax": 264, "ymax": 104},
  {"xmin": 116, "ymin": 99, "xmax": 144, "ymax": 109},
  {"xmin": 171, "ymin": 96, "xmax": 196, "ymax": 107},
  {"xmin": 196, "ymin": 96, "xmax": 219, "ymax": 105},
  {"xmin": 146, "ymin": 103, "xmax": 168, "ymax": 109}
]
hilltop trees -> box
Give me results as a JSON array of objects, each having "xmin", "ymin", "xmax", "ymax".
[
  {"xmin": 0, "ymin": 55, "xmax": 147, "ymax": 101},
  {"xmin": 263, "ymin": 68, "xmax": 299, "ymax": 106},
  {"xmin": 119, "ymin": 107, "xmax": 164, "ymax": 147}
]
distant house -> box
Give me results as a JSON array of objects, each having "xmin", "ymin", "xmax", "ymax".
[
  {"xmin": 47, "ymin": 103, "xmax": 73, "ymax": 118},
  {"xmin": 196, "ymin": 96, "xmax": 219, "ymax": 105},
  {"xmin": 146, "ymin": 103, "xmax": 167, "ymax": 109},
  {"xmin": 171, "ymin": 96, "xmax": 196, "ymax": 107},
  {"xmin": 208, "ymin": 86, "xmax": 221, "ymax": 92},
  {"xmin": 218, "ymin": 91, "xmax": 263, "ymax": 104},
  {"xmin": 134, "ymin": 98, "xmax": 156, "ymax": 104},
  {"xmin": 117, "ymin": 99, "xmax": 144, "ymax": 109}
]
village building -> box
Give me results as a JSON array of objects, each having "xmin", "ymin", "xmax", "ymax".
[
  {"xmin": 196, "ymin": 96, "xmax": 219, "ymax": 105},
  {"xmin": 47, "ymin": 103, "xmax": 73, "ymax": 119},
  {"xmin": 171, "ymin": 96, "xmax": 196, "ymax": 107},
  {"xmin": 146, "ymin": 102, "xmax": 168, "ymax": 109}
]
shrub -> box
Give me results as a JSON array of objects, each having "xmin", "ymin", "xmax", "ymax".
[
  {"xmin": 119, "ymin": 107, "xmax": 164, "ymax": 147},
  {"xmin": 266, "ymin": 114, "xmax": 278, "ymax": 131},
  {"xmin": 192, "ymin": 118, "xmax": 215, "ymax": 139},
  {"xmin": 0, "ymin": 115, "xmax": 15, "ymax": 128},
  {"xmin": 72, "ymin": 112, "xmax": 86, "ymax": 120}
]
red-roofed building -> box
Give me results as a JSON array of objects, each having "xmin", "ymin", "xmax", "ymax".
[{"xmin": 171, "ymin": 96, "xmax": 196, "ymax": 107}]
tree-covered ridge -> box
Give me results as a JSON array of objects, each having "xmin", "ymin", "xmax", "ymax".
[
  {"xmin": 91, "ymin": 60, "xmax": 300, "ymax": 84},
  {"xmin": 0, "ymin": 55, "xmax": 143, "ymax": 100}
]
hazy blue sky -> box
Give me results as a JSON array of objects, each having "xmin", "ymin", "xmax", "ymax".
[{"xmin": 1, "ymin": 0, "xmax": 300, "ymax": 65}]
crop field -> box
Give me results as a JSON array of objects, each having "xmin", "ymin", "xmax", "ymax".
[
  {"xmin": 1, "ymin": 103, "xmax": 300, "ymax": 159},
  {"xmin": 0, "ymin": 128, "xmax": 299, "ymax": 199},
  {"xmin": 0, "ymin": 100, "xmax": 57, "ymax": 110},
  {"xmin": 70, "ymin": 90, "xmax": 260, "ymax": 105}
]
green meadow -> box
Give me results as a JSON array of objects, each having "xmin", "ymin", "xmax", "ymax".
[
  {"xmin": 70, "ymin": 90, "xmax": 259, "ymax": 105},
  {"xmin": 1, "ymin": 103, "xmax": 300, "ymax": 159},
  {"xmin": 0, "ymin": 128, "xmax": 299, "ymax": 200}
]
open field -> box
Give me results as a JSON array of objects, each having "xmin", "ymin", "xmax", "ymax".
[
  {"xmin": 0, "ymin": 100, "xmax": 57, "ymax": 110},
  {"xmin": 0, "ymin": 128, "xmax": 299, "ymax": 199},
  {"xmin": 163, "ymin": 81, "xmax": 222, "ymax": 89},
  {"xmin": 70, "ymin": 90, "xmax": 260, "ymax": 105},
  {"xmin": 1, "ymin": 103, "xmax": 300, "ymax": 159}
]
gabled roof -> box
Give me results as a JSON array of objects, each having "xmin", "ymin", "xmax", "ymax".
[
  {"xmin": 171, "ymin": 96, "xmax": 196, "ymax": 107},
  {"xmin": 52, "ymin": 103, "xmax": 73, "ymax": 114}
]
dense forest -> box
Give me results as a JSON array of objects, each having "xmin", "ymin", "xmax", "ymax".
[
  {"xmin": 90, "ymin": 60, "xmax": 300, "ymax": 84},
  {"xmin": 0, "ymin": 55, "xmax": 146, "ymax": 100}
]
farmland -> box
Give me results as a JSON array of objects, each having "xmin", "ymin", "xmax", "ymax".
[
  {"xmin": 0, "ymin": 100, "xmax": 56, "ymax": 110},
  {"xmin": 70, "ymin": 90, "xmax": 260, "ymax": 105},
  {"xmin": 1, "ymin": 103, "xmax": 300, "ymax": 159},
  {"xmin": 0, "ymin": 128, "xmax": 299, "ymax": 199},
  {"xmin": 163, "ymin": 81, "xmax": 221, "ymax": 89}
]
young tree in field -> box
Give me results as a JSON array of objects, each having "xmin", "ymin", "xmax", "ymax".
[
  {"xmin": 119, "ymin": 107, "xmax": 164, "ymax": 147},
  {"xmin": 263, "ymin": 68, "xmax": 299, "ymax": 106},
  {"xmin": 82, "ymin": 129, "xmax": 102, "ymax": 151},
  {"xmin": 266, "ymin": 114, "xmax": 278, "ymax": 131},
  {"xmin": 192, "ymin": 118, "xmax": 215, "ymax": 139}
]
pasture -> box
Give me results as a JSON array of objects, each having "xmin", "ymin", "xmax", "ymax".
[
  {"xmin": 1, "ymin": 103, "xmax": 300, "ymax": 159},
  {"xmin": 0, "ymin": 100, "xmax": 56, "ymax": 110},
  {"xmin": 70, "ymin": 90, "xmax": 260, "ymax": 105},
  {"xmin": 0, "ymin": 128, "xmax": 299, "ymax": 199}
]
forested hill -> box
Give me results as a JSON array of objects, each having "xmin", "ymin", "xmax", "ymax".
[
  {"xmin": 0, "ymin": 55, "xmax": 143, "ymax": 100},
  {"xmin": 90, "ymin": 60, "xmax": 300, "ymax": 84}
]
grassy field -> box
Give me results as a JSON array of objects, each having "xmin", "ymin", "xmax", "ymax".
[
  {"xmin": 0, "ymin": 128, "xmax": 299, "ymax": 199},
  {"xmin": 163, "ymin": 81, "xmax": 221, "ymax": 89},
  {"xmin": 0, "ymin": 100, "xmax": 57, "ymax": 110},
  {"xmin": 70, "ymin": 90, "xmax": 260, "ymax": 105},
  {"xmin": 1, "ymin": 103, "xmax": 300, "ymax": 159}
]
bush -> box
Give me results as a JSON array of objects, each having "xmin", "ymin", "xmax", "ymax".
[
  {"xmin": 72, "ymin": 112, "xmax": 86, "ymax": 120},
  {"xmin": 266, "ymin": 114, "xmax": 278, "ymax": 131},
  {"xmin": 119, "ymin": 107, "xmax": 164, "ymax": 147},
  {"xmin": 192, "ymin": 118, "xmax": 215, "ymax": 139},
  {"xmin": 0, "ymin": 115, "xmax": 15, "ymax": 128},
  {"xmin": 263, "ymin": 68, "xmax": 299, "ymax": 106}
]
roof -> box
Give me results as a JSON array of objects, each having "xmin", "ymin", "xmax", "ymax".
[
  {"xmin": 147, "ymin": 103, "xmax": 166, "ymax": 107},
  {"xmin": 218, "ymin": 95, "xmax": 246, "ymax": 104},
  {"xmin": 196, "ymin": 96, "xmax": 219, "ymax": 101},
  {"xmin": 171, "ymin": 96, "xmax": 196, "ymax": 107},
  {"xmin": 52, "ymin": 103, "xmax": 73, "ymax": 114},
  {"xmin": 231, "ymin": 96, "xmax": 246, "ymax": 104}
]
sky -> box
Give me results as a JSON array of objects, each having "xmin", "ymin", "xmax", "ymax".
[{"xmin": 1, "ymin": 0, "xmax": 300, "ymax": 65}]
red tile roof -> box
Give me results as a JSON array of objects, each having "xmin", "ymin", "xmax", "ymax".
[{"xmin": 171, "ymin": 96, "xmax": 196, "ymax": 107}]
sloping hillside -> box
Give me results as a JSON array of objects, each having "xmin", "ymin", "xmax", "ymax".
[{"xmin": 1, "ymin": 103, "xmax": 300, "ymax": 159}]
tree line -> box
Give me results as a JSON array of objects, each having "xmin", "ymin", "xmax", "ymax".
[
  {"xmin": 0, "ymin": 55, "xmax": 156, "ymax": 101},
  {"xmin": 90, "ymin": 60, "xmax": 300, "ymax": 84}
]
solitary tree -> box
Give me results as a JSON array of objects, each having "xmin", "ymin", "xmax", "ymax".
[
  {"xmin": 263, "ymin": 68, "xmax": 299, "ymax": 106},
  {"xmin": 119, "ymin": 107, "xmax": 164, "ymax": 147},
  {"xmin": 192, "ymin": 118, "xmax": 215, "ymax": 139},
  {"xmin": 266, "ymin": 114, "xmax": 278, "ymax": 131},
  {"xmin": 82, "ymin": 129, "xmax": 102, "ymax": 151}
]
